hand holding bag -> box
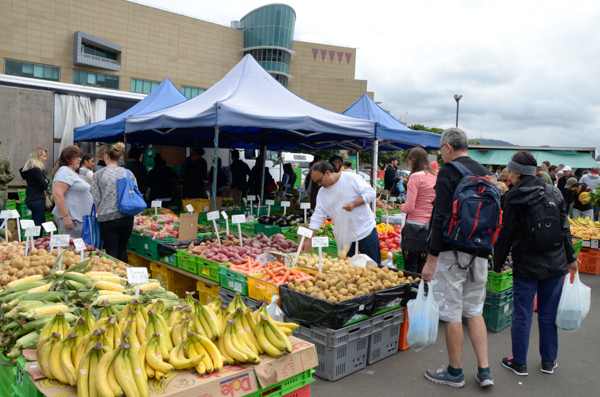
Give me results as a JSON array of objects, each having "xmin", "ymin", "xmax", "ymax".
[
  {"xmin": 556, "ymin": 271, "xmax": 591, "ymax": 331},
  {"xmin": 406, "ymin": 281, "xmax": 439, "ymax": 351},
  {"xmin": 82, "ymin": 204, "xmax": 103, "ymax": 249}
]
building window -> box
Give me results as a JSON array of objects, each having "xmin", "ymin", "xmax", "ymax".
[
  {"xmin": 73, "ymin": 70, "xmax": 119, "ymax": 89},
  {"xmin": 82, "ymin": 43, "xmax": 118, "ymax": 60},
  {"xmin": 181, "ymin": 86, "xmax": 206, "ymax": 99},
  {"xmin": 4, "ymin": 59, "xmax": 59, "ymax": 81},
  {"xmin": 131, "ymin": 78, "xmax": 159, "ymax": 94}
]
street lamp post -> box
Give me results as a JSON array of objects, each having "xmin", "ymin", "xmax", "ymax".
[{"xmin": 454, "ymin": 94, "xmax": 462, "ymax": 127}]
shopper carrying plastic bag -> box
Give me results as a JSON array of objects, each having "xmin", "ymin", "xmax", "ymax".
[
  {"xmin": 556, "ymin": 272, "xmax": 591, "ymax": 331},
  {"xmin": 407, "ymin": 281, "xmax": 439, "ymax": 352}
]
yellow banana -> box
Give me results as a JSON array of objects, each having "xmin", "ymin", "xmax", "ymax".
[
  {"xmin": 169, "ymin": 342, "xmax": 205, "ymax": 370},
  {"xmin": 257, "ymin": 323, "xmax": 284, "ymax": 358},
  {"xmin": 224, "ymin": 322, "xmax": 248, "ymax": 363},
  {"xmin": 217, "ymin": 332, "xmax": 235, "ymax": 365},
  {"xmin": 114, "ymin": 348, "xmax": 138, "ymax": 397},
  {"xmin": 95, "ymin": 344, "xmax": 118, "ymax": 397},
  {"xmin": 128, "ymin": 348, "xmax": 149, "ymax": 397},
  {"xmin": 89, "ymin": 346, "xmax": 99, "ymax": 397},
  {"xmin": 262, "ymin": 314, "xmax": 292, "ymax": 353},
  {"xmin": 91, "ymin": 317, "xmax": 109, "ymax": 333},
  {"xmin": 40, "ymin": 333, "xmax": 60, "ymax": 380},
  {"xmin": 154, "ymin": 311, "xmax": 174, "ymax": 350},
  {"xmin": 197, "ymin": 335, "xmax": 223, "ymax": 372},
  {"xmin": 145, "ymin": 338, "xmax": 174, "ymax": 373},
  {"xmin": 201, "ymin": 304, "xmax": 221, "ymax": 339},
  {"xmin": 76, "ymin": 345, "xmax": 92, "ymax": 397},
  {"xmin": 60, "ymin": 335, "xmax": 78, "ymax": 386},
  {"xmin": 50, "ymin": 339, "xmax": 70, "ymax": 384}
]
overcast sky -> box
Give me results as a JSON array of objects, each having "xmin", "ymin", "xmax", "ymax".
[{"xmin": 135, "ymin": 0, "xmax": 600, "ymax": 151}]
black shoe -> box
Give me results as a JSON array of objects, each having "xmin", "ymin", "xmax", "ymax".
[
  {"xmin": 502, "ymin": 357, "xmax": 528, "ymax": 376},
  {"xmin": 541, "ymin": 360, "xmax": 558, "ymax": 374}
]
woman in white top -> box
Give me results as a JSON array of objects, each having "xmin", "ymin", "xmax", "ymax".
[
  {"xmin": 78, "ymin": 154, "xmax": 95, "ymax": 184},
  {"xmin": 51, "ymin": 146, "xmax": 94, "ymax": 238}
]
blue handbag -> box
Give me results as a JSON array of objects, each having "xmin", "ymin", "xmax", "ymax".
[
  {"xmin": 82, "ymin": 204, "xmax": 103, "ymax": 249},
  {"xmin": 117, "ymin": 169, "xmax": 147, "ymax": 216}
]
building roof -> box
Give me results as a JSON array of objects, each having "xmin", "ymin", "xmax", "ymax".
[{"xmin": 469, "ymin": 144, "xmax": 596, "ymax": 153}]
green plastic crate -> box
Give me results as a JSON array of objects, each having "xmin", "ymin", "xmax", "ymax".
[
  {"xmin": 486, "ymin": 270, "xmax": 513, "ymax": 292},
  {"xmin": 160, "ymin": 252, "xmax": 178, "ymax": 267},
  {"xmin": 246, "ymin": 370, "xmax": 314, "ymax": 397},
  {"xmin": 394, "ymin": 251, "xmax": 405, "ymax": 270},
  {"xmin": 241, "ymin": 222, "xmax": 258, "ymax": 236},
  {"xmin": 0, "ymin": 350, "xmax": 16, "ymax": 397},
  {"xmin": 255, "ymin": 224, "xmax": 290, "ymax": 237},
  {"xmin": 17, "ymin": 202, "xmax": 31, "ymax": 217},
  {"xmin": 127, "ymin": 233, "xmax": 145, "ymax": 254},
  {"xmin": 17, "ymin": 190, "xmax": 26, "ymax": 202},
  {"xmin": 572, "ymin": 239, "xmax": 582, "ymax": 256},
  {"xmin": 462, "ymin": 300, "xmax": 514, "ymax": 332},
  {"xmin": 5, "ymin": 200, "xmax": 16, "ymax": 211},
  {"xmin": 196, "ymin": 256, "xmax": 224, "ymax": 282},
  {"xmin": 218, "ymin": 264, "xmax": 250, "ymax": 295},
  {"xmin": 139, "ymin": 236, "xmax": 178, "ymax": 261},
  {"xmin": 485, "ymin": 288, "xmax": 513, "ymax": 306},
  {"xmin": 176, "ymin": 250, "xmax": 198, "ymax": 274}
]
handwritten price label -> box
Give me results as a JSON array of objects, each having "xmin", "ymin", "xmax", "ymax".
[{"xmin": 312, "ymin": 237, "xmax": 329, "ymax": 248}]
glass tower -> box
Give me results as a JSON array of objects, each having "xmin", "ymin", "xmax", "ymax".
[{"xmin": 239, "ymin": 4, "xmax": 296, "ymax": 87}]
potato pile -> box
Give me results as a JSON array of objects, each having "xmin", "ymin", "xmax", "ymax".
[
  {"xmin": 286, "ymin": 265, "xmax": 419, "ymax": 304},
  {"xmin": 0, "ymin": 248, "xmax": 58, "ymax": 286},
  {"xmin": 83, "ymin": 254, "xmax": 128, "ymax": 276},
  {"xmin": 297, "ymin": 253, "xmax": 351, "ymax": 272}
]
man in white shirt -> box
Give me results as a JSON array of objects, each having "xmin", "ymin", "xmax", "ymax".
[{"xmin": 302, "ymin": 161, "xmax": 380, "ymax": 263}]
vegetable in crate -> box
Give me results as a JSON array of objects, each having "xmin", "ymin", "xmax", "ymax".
[
  {"xmin": 296, "ymin": 252, "xmax": 350, "ymax": 272},
  {"xmin": 258, "ymin": 262, "xmax": 313, "ymax": 285}
]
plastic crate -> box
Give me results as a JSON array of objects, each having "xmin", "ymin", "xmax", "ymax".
[
  {"xmin": 295, "ymin": 322, "xmax": 371, "ymax": 381},
  {"xmin": 197, "ymin": 278, "xmax": 220, "ymax": 305},
  {"xmin": 394, "ymin": 251, "xmax": 404, "ymax": 270},
  {"xmin": 485, "ymin": 288, "xmax": 513, "ymax": 306},
  {"xmin": 176, "ymin": 250, "xmax": 199, "ymax": 274},
  {"xmin": 246, "ymin": 370, "xmax": 314, "ymax": 397},
  {"xmin": 17, "ymin": 189, "xmax": 26, "ymax": 201},
  {"xmin": 160, "ymin": 251, "xmax": 178, "ymax": 267},
  {"xmin": 241, "ymin": 222, "xmax": 258, "ymax": 236},
  {"xmin": 247, "ymin": 267, "xmax": 314, "ymax": 306},
  {"xmin": 462, "ymin": 300, "xmax": 514, "ymax": 332},
  {"xmin": 255, "ymin": 224, "xmax": 291, "ymax": 237},
  {"xmin": 17, "ymin": 201, "xmax": 31, "ymax": 217},
  {"xmin": 486, "ymin": 269, "xmax": 513, "ymax": 292},
  {"xmin": 127, "ymin": 233, "xmax": 145, "ymax": 254},
  {"xmin": 219, "ymin": 287, "xmax": 258, "ymax": 307},
  {"xmin": 196, "ymin": 256, "xmax": 224, "ymax": 282},
  {"xmin": 5, "ymin": 200, "xmax": 16, "ymax": 211},
  {"xmin": 579, "ymin": 255, "xmax": 600, "ymax": 275},
  {"xmin": 139, "ymin": 236, "xmax": 178, "ymax": 261},
  {"xmin": 367, "ymin": 308, "xmax": 403, "ymax": 364},
  {"xmin": 398, "ymin": 307, "xmax": 410, "ymax": 351},
  {"xmin": 572, "ymin": 239, "xmax": 582, "ymax": 256},
  {"xmin": 219, "ymin": 264, "xmax": 251, "ymax": 295},
  {"xmin": 0, "ymin": 350, "xmax": 16, "ymax": 397},
  {"xmin": 127, "ymin": 252, "xmax": 151, "ymax": 268},
  {"xmin": 183, "ymin": 198, "xmax": 211, "ymax": 213}
]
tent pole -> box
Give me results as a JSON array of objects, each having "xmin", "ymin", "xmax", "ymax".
[
  {"xmin": 260, "ymin": 144, "xmax": 267, "ymax": 206},
  {"xmin": 371, "ymin": 139, "xmax": 379, "ymax": 214},
  {"xmin": 355, "ymin": 140, "xmax": 359, "ymax": 175},
  {"xmin": 213, "ymin": 125, "xmax": 220, "ymax": 211}
]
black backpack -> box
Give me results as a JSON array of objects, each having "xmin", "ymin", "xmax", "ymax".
[{"xmin": 526, "ymin": 184, "xmax": 563, "ymax": 251}]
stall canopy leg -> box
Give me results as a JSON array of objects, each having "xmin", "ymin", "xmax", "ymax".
[
  {"xmin": 355, "ymin": 140, "xmax": 360, "ymax": 175},
  {"xmin": 371, "ymin": 139, "xmax": 379, "ymax": 214},
  {"xmin": 260, "ymin": 144, "xmax": 267, "ymax": 205},
  {"xmin": 212, "ymin": 125, "xmax": 220, "ymax": 211}
]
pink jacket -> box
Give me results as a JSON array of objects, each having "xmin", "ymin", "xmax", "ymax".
[{"xmin": 400, "ymin": 172, "xmax": 437, "ymax": 224}]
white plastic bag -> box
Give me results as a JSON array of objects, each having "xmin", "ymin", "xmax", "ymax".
[
  {"xmin": 556, "ymin": 272, "xmax": 591, "ymax": 332},
  {"xmin": 267, "ymin": 295, "xmax": 285, "ymax": 322},
  {"xmin": 349, "ymin": 254, "xmax": 378, "ymax": 268},
  {"xmin": 406, "ymin": 281, "xmax": 439, "ymax": 351},
  {"xmin": 381, "ymin": 252, "xmax": 396, "ymax": 269}
]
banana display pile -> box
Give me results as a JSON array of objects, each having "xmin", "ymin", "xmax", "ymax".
[
  {"xmin": 0, "ymin": 260, "xmax": 177, "ymax": 360},
  {"xmin": 33, "ymin": 291, "xmax": 299, "ymax": 395},
  {"xmin": 569, "ymin": 216, "xmax": 600, "ymax": 239}
]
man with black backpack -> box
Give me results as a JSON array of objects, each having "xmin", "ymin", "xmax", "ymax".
[{"xmin": 422, "ymin": 128, "xmax": 498, "ymax": 388}]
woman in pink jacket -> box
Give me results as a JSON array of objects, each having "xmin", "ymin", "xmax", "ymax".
[{"xmin": 399, "ymin": 148, "xmax": 437, "ymax": 273}]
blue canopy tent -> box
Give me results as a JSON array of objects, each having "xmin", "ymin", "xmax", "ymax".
[
  {"xmin": 342, "ymin": 94, "xmax": 441, "ymax": 151},
  {"xmin": 73, "ymin": 78, "xmax": 188, "ymax": 143}
]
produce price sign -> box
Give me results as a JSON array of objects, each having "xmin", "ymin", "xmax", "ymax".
[
  {"xmin": 292, "ymin": 226, "xmax": 314, "ymax": 266},
  {"xmin": 221, "ymin": 211, "xmax": 230, "ymax": 235},
  {"xmin": 281, "ymin": 201, "xmax": 290, "ymax": 215},
  {"xmin": 186, "ymin": 204, "xmax": 195, "ymax": 213},
  {"xmin": 207, "ymin": 211, "xmax": 221, "ymax": 244},
  {"xmin": 300, "ymin": 202, "xmax": 310, "ymax": 223},
  {"xmin": 265, "ymin": 199, "xmax": 275, "ymax": 217},
  {"xmin": 50, "ymin": 234, "xmax": 71, "ymax": 270},
  {"xmin": 151, "ymin": 200, "xmax": 162, "ymax": 216},
  {"xmin": 312, "ymin": 237, "xmax": 329, "ymax": 274},
  {"xmin": 73, "ymin": 238, "xmax": 87, "ymax": 262},
  {"xmin": 0, "ymin": 210, "xmax": 21, "ymax": 243},
  {"xmin": 126, "ymin": 267, "xmax": 149, "ymax": 299},
  {"xmin": 232, "ymin": 214, "xmax": 246, "ymax": 247},
  {"xmin": 20, "ymin": 220, "xmax": 35, "ymax": 229}
]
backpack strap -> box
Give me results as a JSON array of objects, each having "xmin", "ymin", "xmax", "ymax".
[
  {"xmin": 449, "ymin": 247, "xmax": 478, "ymax": 282},
  {"xmin": 445, "ymin": 161, "xmax": 472, "ymax": 178}
]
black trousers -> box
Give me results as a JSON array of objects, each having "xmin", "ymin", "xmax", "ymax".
[
  {"xmin": 99, "ymin": 216, "xmax": 134, "ymax": 263},
  {"xmin": 26, "ymin": 198, "xmax": 46, "ymax": 226},
  {"xmin": 402, "ymin": 251, "xmax": 427, "ymax": 274}
]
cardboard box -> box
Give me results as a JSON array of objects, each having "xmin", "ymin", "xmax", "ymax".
[
  {"xmin": 222, "ymin": 188, "xmax": 243, "ymax": 203},
  {"xmin": 27, "ymin": 337, "xmax": 317, "ymax": 397},
  {"xmin": 178, "ymin": 212, "xmax": 199, "ymax": 241}
]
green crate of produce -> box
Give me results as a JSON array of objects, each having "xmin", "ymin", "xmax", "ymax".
[
  {"xmin": 5, "ymin": 200, "xmax": 16, "ymax": 211},
  {"xmin": 160, "ymin": 252, "xmax": 178, "ymax": 267},
  {"xmin": 322, "ymin": 241, "xmax": 338, "ymax": 257},
  {"xmin": 485, "ymin": 288, "xmax": 513, "ymax": 306},
  {"xmin": 246, "ymin": 369, "xmax": 315, "ymax": 397},
  {"xmin": 572, "ymin": 239, "xmax": 582, "ymax": 256},
  {"xmin": 127, "ymin": 233, "xmax": 145, "ymax": 254},
  {"xmin": 140, "ymin": 236, "xmax": 178, "ymax": 261},
  {"xmin": 394, "ymin": 251, "xmax": 405, "ymax": 270},
  {"xmin": 176, "ymin": 250, "xmax": 198, "ymax": 274},
  {"xmin": 16, "ymin": 202, "xmax": 31, "ymax": 218},
  {"xmin": 17, "ymin": 190, "xmax": 26, "ymax": 202},
  {"xmin": 218, "ymin": 264, "xmax": 250, "ymax": 296},
  {"xmin": 196, "ymin": 257, "xmax": 223, "ymax": 282},
  {"xmin": 486, "ymin": 269, "xmax": 513, "ymax": 292},
  {"xmin": 255, "ymin": 223, "xmax": 290, "ymax": 237},
  {"xmin": 241, "ymin": 222, "xmax": 257, "ymax": 236}
]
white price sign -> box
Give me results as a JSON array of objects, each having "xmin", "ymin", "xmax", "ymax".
[
  {"xmin": 0, "ymin": 211, "xmax": 11, "ymax": 219},
  {"xmin": 42, "ymin": 222, "xmax": 57, "ymax": 233},
  {"xmin": 151, "ymin": 200, "xmax": 162, "ymax": 208},
  {"xmin": 50, "ymin": 234, "xmax": 70, "ymax": 248},
  {"xmin": 265, "ymin": 200, "xmax": 275, "ymax": 206},
  {"xmin": 389, "ymin": 197, "xmax": 397, "ymax": 202},
  {"xmin": 300, "ymin": 203, "xmax": 310, "ymax": 209},
  {"xmin": 73, "ymin": 238, "xmax": 87, "ymax": 252},
  {"xmin": 231, "ymin": 214, "xmax": 245, "ymax": 224},
  {"xmin": 207, "ymin": 211, "xmax": 220, "ymax": 221},
  {"xmin": 312, "ymin": 237, "xmax": 329, "ymax": 248},
  {"xmin": 247, "ymin": 195, "xmax": 256, "ymax": 201},
  {"xmin": 126, "ymin": 267, "xmax": 149, "ymax": 284},
  {"xmin": 221, "ymin": 211, "xmax": 229, "ymax": 219},
  {"xmin": 297, "ymin": 226, "xmax": 313, "ymax": 238},
  {"xmin": 10, "ymin": 210, "xmax": 20, "ymax": 219},
  {"xmin": 281, "ymin": 201, "xmax": 290, "ymax": 207},
  {"xmin": 25, "ymin": 226, "xmax": 41, "ymax": 237},
  {"xmin": 186, "ymin": 204, "xmax": 194, "ymax": 213},
  {"xmin": 20, "ymin": 220, "xmax": 35, "ymax": 229}
]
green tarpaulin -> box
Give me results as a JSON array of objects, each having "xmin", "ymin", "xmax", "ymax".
[{"xmin": 468, "ymin": 149, "xmax": 598, "ymax": 169}]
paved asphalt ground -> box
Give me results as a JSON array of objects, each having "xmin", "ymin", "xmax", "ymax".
[{"xmin": 310, "ymin": 272, "xmax": 600, "ymax": 396}]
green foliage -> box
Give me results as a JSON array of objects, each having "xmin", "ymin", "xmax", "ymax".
[{"xmin": 409, "ymin": 124, "xmax": 444, "ymax": 134}]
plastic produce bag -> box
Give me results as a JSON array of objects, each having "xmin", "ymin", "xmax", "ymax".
[
  {"xmin": 406, "ymin": 281, "xmax": 439, "ymax": 351},
  {"xmin": 267, "ymin": 295, "xmax": 285, "ymax": 322},
  {"xmin": 556, "ymin": 272, "xmax": 591, "ymax": 332},
  {"xmin": 381, "ymin": 252, "xmax": 396, "ymax": 269}
]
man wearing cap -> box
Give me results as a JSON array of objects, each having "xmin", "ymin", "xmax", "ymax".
[
  {"xmin": 568, "ymin": 179, "xmax": 593, "ymax": 219},
  {"xmin": 0, "ymin": 140, "xmax": 15, "ymax": 211},
  {"xmin": 557, "ymin": 166, "xmax": 576, "ymax": 213}
]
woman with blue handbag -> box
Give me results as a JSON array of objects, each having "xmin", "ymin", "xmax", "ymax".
[{"xmin": 91, "ymin": 142, "xmax": 143, "ymax": 263}]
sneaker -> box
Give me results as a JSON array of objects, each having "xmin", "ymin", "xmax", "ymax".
[
  {"xmin": 502, "ymin": 357, "xmax": 528, "ymax": 376},
  {"xmin": 424, "ymin": 365, "xmax": 465, "ymax": 388},
  {"xmin": 541, "ymin": 360, "xmax": 558, "ymax": 374},
  {"xmin": 475, "ymin": 371, "xmax": 495, "ymax": 387}
]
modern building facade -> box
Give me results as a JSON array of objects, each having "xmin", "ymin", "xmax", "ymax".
[{"xmin": 0, "ymin": 0, "xmax": 373, "ymax": 112}]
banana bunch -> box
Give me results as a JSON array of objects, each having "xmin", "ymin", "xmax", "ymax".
[
  {"xmin": 75, "ymin": 329, "xmax": 112, "ymax": 370},
  {"xmin": 221, "ymin": 318, "xmax": 260, "ymax": 364},
  {"xmin": 147, "ymin": 309, "xmax": 173, "ymax": 351},
  {"xmin": 94, "ymin": 341, "xmax": 149, "ymax": 397},
  {"xmin": 49, "ymin": 333, "xmax": 80, "ymax": 386},
  {"xmin": 192, "ymin": 300, "xmax": 222, "ymax": 341},
  {"xmin": 256, "ymin": 314, "xmax": 292, "ymax": 358},
  {"xmin": 99, "ymin": 301, "xmax": 124, "ymax": 322},
  {"xmin": 146, "ymin": 299, "xmax": 171, "ymax": 314},
  {"xmin": 38, "ymin": 311, "xmax": 70, "ymax": 347},
  {"xmin": 140, "ymin": 332, "xmax": 175, "ymax": 380},
  {"xmin": 81, "ymin": 306, "xmax": 96, "ymax": 331},
  {"xmin": 66, "ymin": 317, "xmax": 91, "ymax": 345},
  {"xmin": 168, "ymin": 338, "xmax": 205, "ymax": 370},
  {"xmin": 77, "ymin": 343, "xmax": 108, "ymax": 397},
  {"xmin": 122, "ymin": 300, "xmax": 149, "ymax": 322},
  {"xmin": 172, "ymin": 315, "xmax": 193, "ymax": 346},
  {"xmin": 38, "ymin": 333, "xmax": 63, "ymax": 381},
  {"xmin": 118, "ymin": 309, "xmax": 147, "ymax": 345},
  {"xmin": 161, "ymin": 307, "xmax": 174, "ymax": 322},
  {"xmin": 184, "ymin": 332, "xmax": 223, "ymax": 374},
  {"xmin": 580, "ymin": 191, "xmax": 591, "ymax": 204},
  {"xmin": 252, "ymin": 303, "xmax": 299, "ymax": 336},
  {"xmin": 168, "ymin": 303, "xmax": 194, "ymax": 329}
]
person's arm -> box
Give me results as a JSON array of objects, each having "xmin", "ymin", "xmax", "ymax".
[
  {"xmin": 342, "ymin": 175, "xmax": 375, "ymax": 211},
  {"xmin": 53, "ymin": 181, "xmax": 73, "ymax": 229},
  {"xmin": 32, "ymin": 168, "xmax": 49, "ymax": 190},
  {"xmin": 399, "ymin": 176, "xmax": 419, "ymax": 214},
  {"xmin": 555, "ymin": 189, "xmax": 579, "ymax": 271},
  {"xmin": 493, "ymin": 201, "xmax": 516, "ymax": 272},
  {"xmin": 0, "ymin": 160, "xmax": 15, "ymax": 184},
  {"xmin": 90, "ymin": 173, "xmax": 102, "ymax": 209}
]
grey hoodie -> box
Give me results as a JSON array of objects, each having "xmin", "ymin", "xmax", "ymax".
[{"xmin": 579, "ymin": 173, "xmax": 600, "ymax": 190}]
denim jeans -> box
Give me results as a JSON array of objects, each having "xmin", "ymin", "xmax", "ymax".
[
  {"xmin": 348, "ymin": 228, "xmax": 381, "ymax": 265},
  {"xmin": 573, "ymin": 208, "xmax": 593, "ymax": 219},
  {"xmin": 26, "ymin": 199, "xmax": 46, "ymax": 226},
  {"xmin": 511, "ymin": 275, "xmax": 564, "ymax": 365}
]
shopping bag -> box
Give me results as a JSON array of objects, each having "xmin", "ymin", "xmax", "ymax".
[
  {"xmin": 406, "ymin": 281, "xmax": 439, "ymax": 351},
  {"xmin": 82, "ymin": 204, "xmax": 103, "ymax": 249},
  {"xmin": 555, "ymin": 271, "xmax": 591, "ymax": 332},
  {"xmin": 117, "ymin": 170, "xmax": 147, "ymax": 216}
]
